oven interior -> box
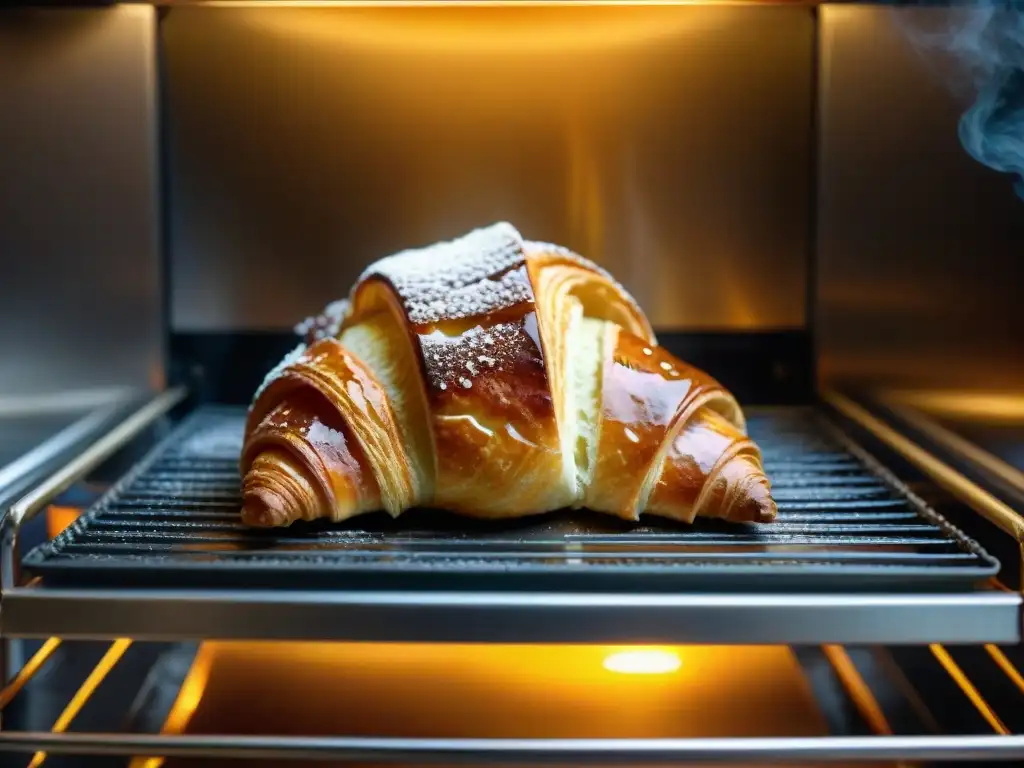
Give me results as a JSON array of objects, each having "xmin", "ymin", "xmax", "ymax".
[{"xmin": 1, "ymin": 1, "xmax": 1023, "ymax": 766}]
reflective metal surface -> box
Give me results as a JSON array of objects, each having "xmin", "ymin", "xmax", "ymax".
[
  {"xmin": 826, "ymin": 392, "xmax": 1024, "ymax": 546},
  {"xmin": 816, "ymin": 6, "xmax": 1024, "ymax": 393},
  {"xmin": 2, "ymin": 731, "xmax": 1024, "ymax": 764},
  {"xmin": 164, "ymin": 3, "xmax": 813, "ymax": 332},
  {"xmin": 0, "ymin": 388, "xmax": 186, "ymax": 592},
  {"xmin": 0, "ymin": 6, "xmax": 163, "ymax": 398},
  {"xmin": 880, "ymin": 390, "xmax": 1024, "ymax": 493},
  {"xmin": 0, "ymin": 400, "xmax": 125, "ymax": 512},
  {"xmin": 4, "ymin": 586, "xmax": 1019, "ymax": 646}
]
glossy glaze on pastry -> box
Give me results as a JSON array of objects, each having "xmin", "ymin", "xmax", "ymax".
[{"xmin": 241, "ymin": 223, "xmax": 776, "ymax": 527}]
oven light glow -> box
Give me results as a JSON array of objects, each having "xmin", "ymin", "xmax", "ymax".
[{"xmin": 602, "ymin": 648, "xmax": 681, "ymax": 674}]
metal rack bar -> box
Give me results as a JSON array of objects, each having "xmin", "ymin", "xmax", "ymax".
[
  {"xmin": 0, "ymin": 638, "xmax": 60, "ymax": 710},
  {"xmin": 2, "ymin": 587, "xmax": 1020, "ymax": 645},
  {"xmin": 24, "ymin": 638, "xmax": 134, "ymax": 768},
  {"xmin": 1, "ymin": 388, "xmax": 186, "ymax": 592},
  {"xmin": 0, "ymin": 397, "xmax": 126, "ymax": 500},
  {"xmin": 2, "ymin": 732, "xmax": 1024, "ymax": 763},
  {"xmin": 826, "ymin": 392, "xmax": 1024, "ymax": 546},
  {"xmin": 986, "ymin": 645, "xmax": 1024, "ymax": 695},
  {"xmin": 880, "ymin": 396, "xmax": 1024, "ymax": 500},
  {"xmin": 930, "ymin": 644, "xmax": 1010, "ymax": 735}
]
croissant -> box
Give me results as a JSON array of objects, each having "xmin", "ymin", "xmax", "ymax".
[{"xmin": 241, "ymin": 223, "xmax": 776, "ymax": 528}]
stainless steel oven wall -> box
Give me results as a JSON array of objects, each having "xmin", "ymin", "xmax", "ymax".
[
  {"xmin": 163, "ymin": 4, "xmax": 813, "ymax": 333},
  {"xmin": 817, "ymin": 5, "xmax": 1024, "ymax": 393},
  {"xmin": 0, "ymin": 6, "xmax": 163, "ymax": 400}
]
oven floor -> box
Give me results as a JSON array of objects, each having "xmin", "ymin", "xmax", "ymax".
[{"xmin": 146, "ymin": 642, "xmax": 887, "ymax": 768}]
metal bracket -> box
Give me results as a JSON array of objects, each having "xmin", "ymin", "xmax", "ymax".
[{"xmin": 0, "ymin": 388, "xmax": 185, "ymax": 691}]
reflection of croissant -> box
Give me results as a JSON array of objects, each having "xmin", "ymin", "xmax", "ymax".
[{"xmin": 241, "ymin": 223, "xmax": 776, "ymax": 528}]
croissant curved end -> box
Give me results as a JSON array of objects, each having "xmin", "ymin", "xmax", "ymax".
[
  {"xmin": 242, "ymin": 486, "xmax": 292, "ymax": 528},
  {"xmin": 241, "ymin": 448, "xmax": 360, "ymax": 527},
  {"xmin": 242, "ymin": 452, "xmax": 306, "ymax": 527},
  {"xmin": 737, "ymin": 472, "xmax": 778, "ymax": 524}
]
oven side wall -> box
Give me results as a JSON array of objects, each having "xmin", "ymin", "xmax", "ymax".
[{"xmin": 0, "ymin": 6, "xmax": 163, "ymax": 400}]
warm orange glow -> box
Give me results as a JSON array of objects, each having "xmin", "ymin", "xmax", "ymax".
[
  {"xmin": 985, "ymin": 645, "xmax": 1024, "ymax": 696},
  {"xmin": 602, "ymin": 648, "xmax": 682, "ymax": 674},
  {"xmin": 885, "ymin": 390, "xmax": 1024, "ymax": 425},
  {"xmin": 137, "ymin": 642, "xmax": 834, "ymax": 751},
  {"xmin": 878, "ymin": 391, "xmax": 1024, "ymax": 508},
  {"xmin": 231, "ymin": 3, "xmax": 740, "ymax": 55},
  {"xmin": 179, "ymin": 1, "xmax": 776, "ymax": 8},
  {"xmin": 29, "ymin": 639, "xmax": 132, "ymax": 768},
  {"xmin": 565, "ymin": 114, "xmax": 606, "ymax": 263},
  {"xmin": 0, "ymin": 638, "xmax": 61, "ymax": 711},
  {"xmin": 821, "ymin": 645, "xmax": 892, "ymax": 736},
  {"xmin": 930, "ymin": 644, "xmax": 1009, "ymax": 735},
  {"xmin": 130, "ymin": 644, "xmax": 217, "ymax": 768},
  {"xmin": 46, "ymin": 506, "xmax": 82, "ymax": 540}
]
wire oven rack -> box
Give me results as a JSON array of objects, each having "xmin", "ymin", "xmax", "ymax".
[{"xmin": 23, "ymin": 405, "xmax": 1001, "ymax": 592}]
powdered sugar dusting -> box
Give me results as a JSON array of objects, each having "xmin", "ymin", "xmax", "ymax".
[
  {"xmin": 307, "ymin": 418, "xmax": 362, "ymax": 481},
  {"xmin": 307, "ymin": 419, "xmax": 347, "ymax": 453},
  {"xmin": 359, "ymin": 223, "xmax": 533, "ymax": 326},
  {"xmin": 419, "ymin": 322, "xmax": 526, "ymax": 392},
  {"xmin": 295, "ymin": 299, "xmax": 350, "ymax": 343},
  {"xmin": 251, "ymin": 343, "xmax": 307, "ymax": 407}
]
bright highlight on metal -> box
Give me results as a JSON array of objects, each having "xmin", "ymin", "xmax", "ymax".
[
  {"xmin": 130, "ymin": 644, "xmax": 217, "ymax": 768},
  {"xmin": 825, "ymin": 391, "xmax": 1024, "ymax": 543},
  {"xmin": 985, "ymin": 644, "xmax": 1024, "ymax": 696},
  {"xmin": 0, "ymin": 638, "xmax": 61, "ymax": 711},
  {"xmin": 28, "ymin": 639, "xmax": 133, "ymax": 768},
  {"xmin": 929, "ymin": 644, "xmax": 1009, "ymax": 736},
  {"xmin": 602, "ymin": 648, "xmax": 681, "ymax": 674}
]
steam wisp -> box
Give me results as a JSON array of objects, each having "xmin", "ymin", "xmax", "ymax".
[{"xmin": 901, "ymin": 2, "xmax": 1024, "ymax": 200}]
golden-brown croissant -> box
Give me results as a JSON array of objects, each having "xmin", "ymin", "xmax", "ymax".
[{"xmin": 240, "ymin": 223, "xmax": 776, "ymax": 527}]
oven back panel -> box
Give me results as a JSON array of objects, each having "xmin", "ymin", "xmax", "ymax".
[
  {"xmin": 162, "ymin": 3, "xmax": 814, "ymax": 335},
  {"xmin": 816, "ymin": 5, "xmax": 1024, "ymax": 394}
]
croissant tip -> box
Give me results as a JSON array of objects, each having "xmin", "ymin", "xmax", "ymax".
[
  {"xmin": 241, "ymin": 489, "xmax": 291, "ymax": 528},
  {"xmin": 728, "ymin": 478, "xmax": 777, "ymax": 524},
  {"xmin": 757, "ymin": 501, "xmax": 778, "ymax": 524},
  {"xmin": 751, "ymin": 480, "xmax": 778, "ymax": 524}
]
